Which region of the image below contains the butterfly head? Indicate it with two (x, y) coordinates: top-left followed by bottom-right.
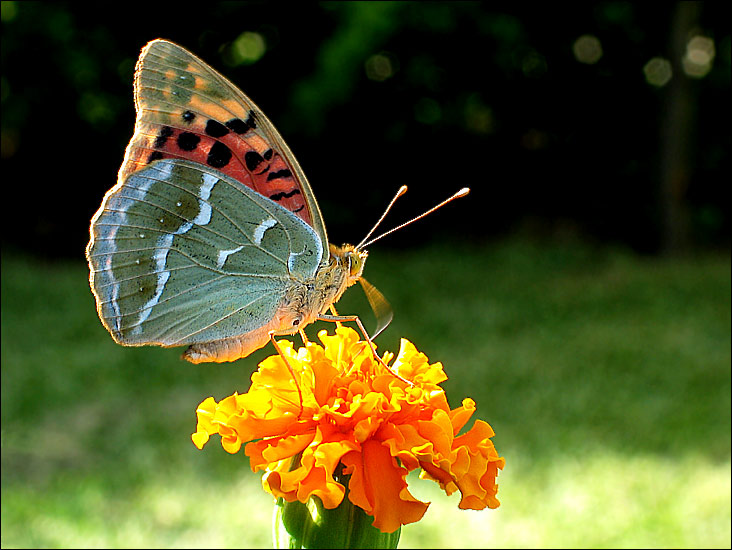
(330, 244), (368, 287)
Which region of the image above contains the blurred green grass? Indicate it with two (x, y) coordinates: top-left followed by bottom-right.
(2, 240), (730, 548)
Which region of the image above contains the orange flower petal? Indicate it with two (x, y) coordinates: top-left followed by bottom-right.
(342, 441), (428, 534)
(296, 440), (355, 508)
(191, 430), (210, 449)
(391, 338), (447, 385)
(227, 412), (304, 443)
(452, 420), (505, 509)
(246, 431), (315, 472)
(449, 397), (478, 435)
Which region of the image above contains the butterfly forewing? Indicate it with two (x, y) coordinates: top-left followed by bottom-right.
(120, 39), (329, 252)
(88, 159), (323, 347)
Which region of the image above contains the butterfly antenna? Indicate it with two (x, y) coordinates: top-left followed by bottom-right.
(360, 187), (470, 249)
(356, 185), (408, 250)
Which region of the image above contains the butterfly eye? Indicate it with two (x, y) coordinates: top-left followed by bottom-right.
(348, 253), (361, 276)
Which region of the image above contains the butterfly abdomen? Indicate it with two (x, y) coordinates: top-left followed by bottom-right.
(182, 308), (293, 364)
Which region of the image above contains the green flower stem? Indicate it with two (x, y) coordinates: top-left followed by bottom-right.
(272, 461), (400, 549)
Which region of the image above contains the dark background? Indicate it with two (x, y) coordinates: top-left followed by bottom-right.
(1, 1), (729, 260)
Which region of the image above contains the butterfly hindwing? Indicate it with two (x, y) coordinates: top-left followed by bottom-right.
(120, 39), (329, 252)
(88, 158), (323, 347)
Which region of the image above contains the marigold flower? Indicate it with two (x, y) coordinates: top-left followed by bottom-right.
(192, 326), (505, 534)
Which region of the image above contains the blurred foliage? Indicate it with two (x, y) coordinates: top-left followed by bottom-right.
(1, 1), (730, 259)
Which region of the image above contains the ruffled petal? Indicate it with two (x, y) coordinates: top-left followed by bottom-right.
(452, 419), (505, 509)
(342, 441), (428, 533)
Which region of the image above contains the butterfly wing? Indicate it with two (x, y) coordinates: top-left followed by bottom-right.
(121, 39), (330, 256)
(87, 158), (323, 348)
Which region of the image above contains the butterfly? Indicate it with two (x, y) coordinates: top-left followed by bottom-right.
(86, 38), (392, 364)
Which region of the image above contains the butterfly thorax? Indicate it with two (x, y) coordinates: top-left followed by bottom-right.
(316, 243), (368, 306)
(285, 244), (366, 319)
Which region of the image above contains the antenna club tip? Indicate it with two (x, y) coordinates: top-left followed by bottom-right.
(398, 185), (408, 195)
(456, 187), (471, 197)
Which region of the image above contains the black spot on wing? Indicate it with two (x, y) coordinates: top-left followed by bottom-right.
(225, 118), (249, 134)
(245, 151), (265, 171)
(244, 110), (257, 130)
(177, 132), (200, 152)
(266, 169), (292, 182)
(207, 141), (232, 168)
(263, 148), (273, 160)
(269, 188), (301, 201)
(182, 110), (196, 123)
(147, 151), (164, 164)
(154, 126), (174, 148)
(205, 119), (229, 138)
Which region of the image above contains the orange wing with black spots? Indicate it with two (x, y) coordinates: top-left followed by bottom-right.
(119, 39), (329, 252)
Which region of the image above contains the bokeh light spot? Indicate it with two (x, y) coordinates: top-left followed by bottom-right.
(573, 35), (603, 65)
(365, 52), (398, 82)
(683, 35), (715, 78)
(227, 32), (266, 66)
(643, 57), (672, 87)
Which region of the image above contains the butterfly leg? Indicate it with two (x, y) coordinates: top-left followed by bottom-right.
(328, 305), (343, 329)
(317, 313), (413, 386)
(298, 329), (310, 346)
(268, 331), (304, 416)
